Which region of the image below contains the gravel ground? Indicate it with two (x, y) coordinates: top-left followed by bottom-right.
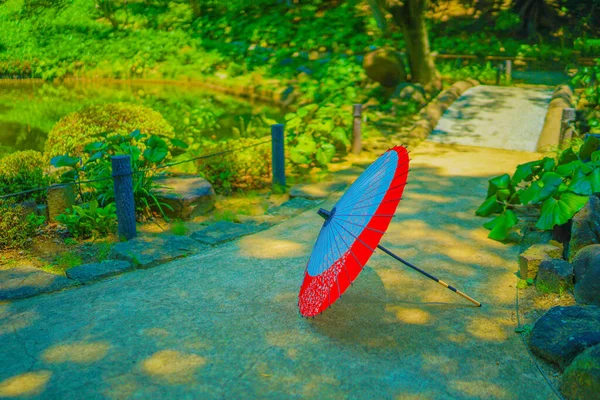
(428, 85), (553, 152)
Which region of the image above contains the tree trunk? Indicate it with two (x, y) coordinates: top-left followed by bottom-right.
(387, 0), (441, 91)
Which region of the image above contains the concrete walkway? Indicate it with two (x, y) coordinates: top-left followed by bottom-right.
(428, 85), (553, 151)
(0, 142), (557, 399)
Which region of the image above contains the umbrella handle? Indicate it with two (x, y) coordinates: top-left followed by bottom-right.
(377, 244), (482, 307)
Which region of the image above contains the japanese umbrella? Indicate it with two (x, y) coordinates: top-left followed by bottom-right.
(298, 145), (481, 317)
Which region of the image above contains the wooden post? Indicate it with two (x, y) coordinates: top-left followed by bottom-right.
(496, 63), (503, 85)
(560, 108), (577, 145)
(111, 155), (136, 241)
(271, 124), (286, 191)
(505, 60), (512, 83)
(352, 104), (362, 155)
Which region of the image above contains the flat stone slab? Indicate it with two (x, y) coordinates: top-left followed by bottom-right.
(429, 85), (552, 151)
(266, 197), (320, 217)
(0, 266), (77, 301)
(190, 221), (270, 245)
(66, 260), (133, 284)
(289, 181), (348, 200)
(154, 175), (216, 220)
(110, 235), (202, 269)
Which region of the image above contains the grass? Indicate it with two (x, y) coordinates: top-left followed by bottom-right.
(170, 220), (189, 236)
(41, 251), (82, 275)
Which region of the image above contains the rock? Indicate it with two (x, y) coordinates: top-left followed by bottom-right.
(569, 196), (600, 261)
(19, 200), (37, 217)
(561, 344), (600, 400)
(266, 197), (320, 218)
(289, 181), (348, 200)
(190, 221), (269, 245)
(110, 235), (202, 269)
(529, 305), (600, 370)
(0, 266), (77, 301)
(395, 83), (427, 106)
(36, 204), (49, 220)
(536, 259), (573, 294)
(519, 243), (563, 280)
(519, 229), (553, 254)
(572, 245), (600, 305)
(66, 260), (132, 284)
(363, 49), (407, 88)
(154, 175), (216, 220)
(47, 184), (75, 222)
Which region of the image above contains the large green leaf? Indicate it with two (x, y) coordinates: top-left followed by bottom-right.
(568, 167), (600, 195)
(542, 157), (556, 172)
(476, 195), (502, 217)
(511, 160), (540, 185)
(51, 155), (81, 168)
(536, 193), (589, 230)
(519, 172), (563, 204)
(143, 147), (168, 163)
(555, 160), (584, 177)
(486, 174), (510, 197)
(487, 209), (518, 241)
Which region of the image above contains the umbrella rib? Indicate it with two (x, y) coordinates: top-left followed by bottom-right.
(337, 155), (398, 204)
(337, 181), (408, 213)
(330, 221), (363, 283)
(332, 218), (386, 234)
(334, 213), (396, 217)
(323, 225), (340, 307)
(328, 222), (353, 289)
(336, 194), (405, 215)
(338, 162), (408, 207)
(332, 219), (377, 254)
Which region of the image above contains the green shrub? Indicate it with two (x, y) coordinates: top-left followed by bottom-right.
(0, 150), (53, 202)
(45, 102), (175, 159)
(284, 103), (352, 171)
(195, 137), (271, 194)
(51, 130), (187, 219)
(0, 200), (44, 249)
(56, 201), (117, 239)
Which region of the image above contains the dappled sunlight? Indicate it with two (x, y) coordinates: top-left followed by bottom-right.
(238, 236), (307, 259)
(43, 341), (111, 364)
(450, 380), (508, 398)
(466, 317), (510, 341)
(142, 328), (170, 338)
(266, 330), (319, 348)
(386, 306), (432, 325)
(273, 291), (298, 304)
(421, 354), (459, 375)
(141, 350), (206, 384)
(0, 371), (52, 398)
(0, 310), (38, 336)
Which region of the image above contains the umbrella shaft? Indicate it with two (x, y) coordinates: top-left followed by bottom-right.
(377, 244), (482, 307)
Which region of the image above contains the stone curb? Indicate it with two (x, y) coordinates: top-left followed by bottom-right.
(536, 84), (574, 152)
(403, 79), (480, 145)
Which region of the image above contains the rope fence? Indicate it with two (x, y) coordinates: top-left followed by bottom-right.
(2, 115), (366, 240)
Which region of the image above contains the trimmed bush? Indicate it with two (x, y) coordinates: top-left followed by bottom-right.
(44, 102), (175, 159)
(195, 137), (271, 194)
(0, 150), (52, 202)
(0, 200), (44, 249)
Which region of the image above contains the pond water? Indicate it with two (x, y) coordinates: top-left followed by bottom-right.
(0, 80), (284, 158)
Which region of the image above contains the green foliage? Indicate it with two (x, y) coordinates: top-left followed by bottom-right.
(56, 200), (117, 239)
(0, 199), (44, 249)
(0, 150), (53, 202)
(41, 251), (82, 275)
(195, 137), (271, 194)
(45, 102), (175, 159)
(284, 103), (352, 171)
(170, 220), (188, 236)
(477, 136), (600, 241)
(52, 129), (185, 218)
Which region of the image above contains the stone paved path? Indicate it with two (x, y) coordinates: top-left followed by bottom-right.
(0, 142), (558, 399)
(428, 85), (553, 151)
